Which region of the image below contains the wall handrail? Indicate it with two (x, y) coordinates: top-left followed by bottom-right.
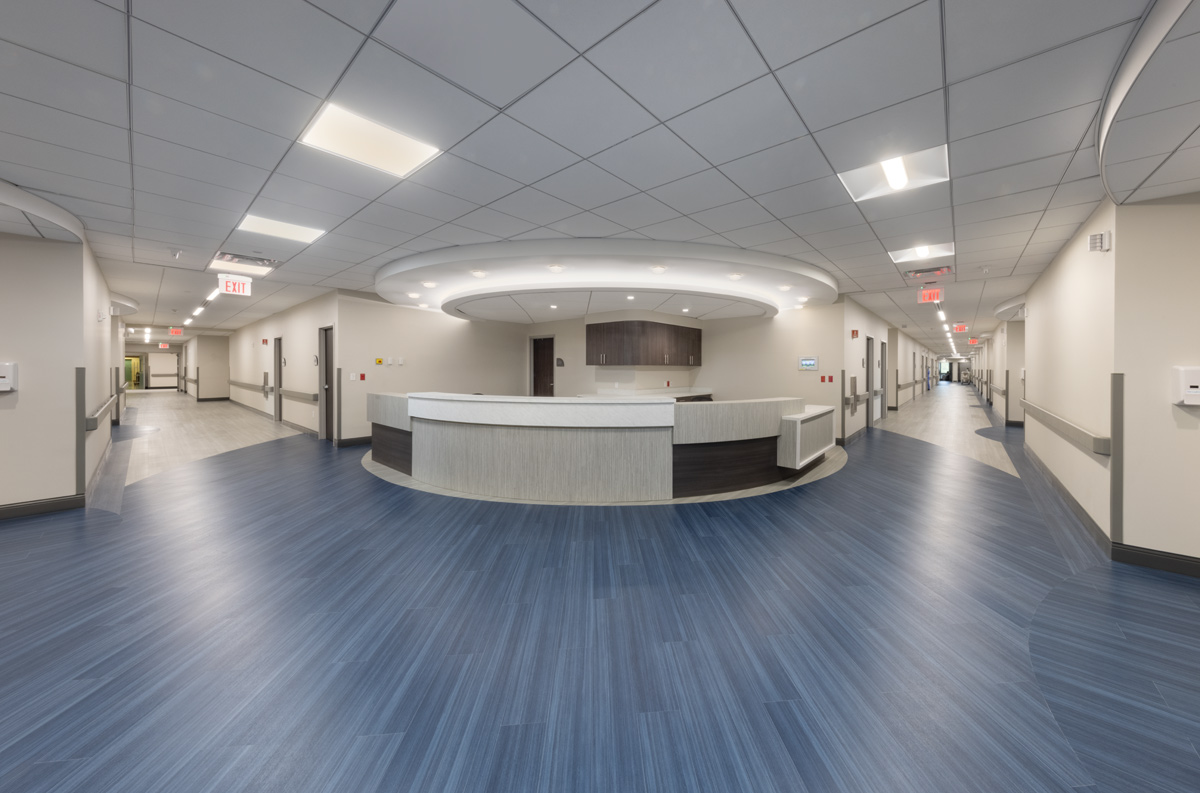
(84, 393), (118, 431)
(281, 389), (319, 403)
(1020, 399), (1111, 455)
(230, 380), (274, 393)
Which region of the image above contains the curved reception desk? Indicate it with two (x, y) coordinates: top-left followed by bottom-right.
(368, 392), (835, 503)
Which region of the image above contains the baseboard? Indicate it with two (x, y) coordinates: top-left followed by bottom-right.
(1005, 419), (1025, 427)
(0, 494), (85, 521)
(1112, 543), (1200, 579)
(228, 399), (274, 421)
(334, 436), (371, 448)
(888, 406), (898, 411)
(196, 397), (230, 403)
(283, 419), (317, 437)
(837, 426), (867, 447)
(1023, 442), (1112, 556)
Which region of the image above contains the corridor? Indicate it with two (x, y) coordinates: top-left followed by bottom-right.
(0, 390), (1197, 792)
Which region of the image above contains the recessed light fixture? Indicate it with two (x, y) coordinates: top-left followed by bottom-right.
(470, 269), (487, 278)
(192, 307), (204, 316)
(797, 297), (808, 303)
(550, 305), (558, 309)
(206, 289), (220, 301)
(184, 318), (193, 325)
(627, 295), (635, 300)
(778, 285), (792, 291)
(418, 303), (428, 308)
(300, 103), (441, 178)
(837, 145), (949, 202)
(650, 265), (667, 274)
(890, 242), (954, 264)
(237, 215), (325, 244)
(407, 293), (420, 298)
(209, 253), (277, 277)
(728, 273), (743, 280)
(937, 310), (946, 321)
(421, 281), (437, 288)
(682, 308), (689, 312)
(548, 264), (564, 273)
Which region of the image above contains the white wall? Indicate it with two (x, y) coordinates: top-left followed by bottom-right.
(1115, 199), (1200, 557)
(81, 244), (114, 489)
(228, 291), (337, 431)
(843, 297), (893, 437)
(1025, 200), (1116, 536)
(338, 293), (528, 439)
(887, 328), (930, 409)
(693, 302), (846, 433)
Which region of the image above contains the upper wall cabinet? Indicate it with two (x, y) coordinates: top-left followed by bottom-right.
(585, 321), (701, 366)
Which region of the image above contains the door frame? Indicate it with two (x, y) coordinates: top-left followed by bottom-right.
(318, 326), (334, 441)
(865, 336), (875, 428)
(530, 335), (555, 397)
(273, 337), (283, 421)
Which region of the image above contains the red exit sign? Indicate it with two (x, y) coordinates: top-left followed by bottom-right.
(954, 324), (967, 333)
(159, 343), (169, 349)
(968, 338), (979, 345)
(918, 288), (942, 303)
(169, 328), (182, 336)
(218, 273), (252, 296)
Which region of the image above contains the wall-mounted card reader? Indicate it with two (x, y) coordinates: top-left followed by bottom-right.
(0, 362), (16, 391)
(1173, 366), (1200, 406)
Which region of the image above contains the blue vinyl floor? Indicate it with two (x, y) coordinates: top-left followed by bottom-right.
(1, 400), (1198, 791)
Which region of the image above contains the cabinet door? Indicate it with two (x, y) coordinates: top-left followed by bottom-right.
(585, 323), (604, 365)
(685, 327), (702, 366)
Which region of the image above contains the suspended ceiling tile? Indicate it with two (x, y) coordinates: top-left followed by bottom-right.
(0, 131), (129, 188)
(635, 216), (712, 242)
(507, 59), (657, 158)
(487, 188), (581, 226)
(135, 0), (364, 96)
(509, 227), (572, 241)
(11, 166), (132, 207)
(131, 134), (271, 195)
(953, 230), (1034, 253)
(667, 75), (808, 166)
(547, 211), (626, 238)
(878, 228), (954, 250)
(648, 169), (749, 214)
(697, 301), (765, 320)
(729, 0), (918, 70)
(590, 126), (709, 191)
(130, 89), (290, 170)
(512, 291), (592, 323)
(857, 182), (951, 222)
(408, 154), (523, 206)
(130, 20), (319, 141)
(781, 203), (866, 237)
(257, 173), (371, 218)
(1128, 176), (1200, 202)
(950, 103), (1097, 176)
(1115, 32), (1200, 119)
(655, 293), (733, 316)
(520, 0), (655, 51)
(812, 90), (947, 174)
(691, 199), (775, 234)
(1142, 146), (1200, 188)
(273, 145), (400, 200)
(331, 219), (416, 248)
(454, 207), (538, 238)
(952, 155), (1071, 206)
(1107, 153), (1171, 192)
(423, 223), (500, 246)
(718, 136), (831, 197)
(752, 236), (815, 256)
(947, 24), (1134, 140)
(1029, 224), (1080, 244)
(776, 0), (943, 132)
(591, 194), (680, 230)
(457, 296), (533, 323)
(1062, 147), (1101, 183)
(953, 211), (1042, 240)
(533, 161), (638, 210)
(1105, 100), (1200, 165)
(0, 93), (128, 163)
(379, 181), (478, 223)
(306, 0), (392, 34)
(756, 176), (852, 220)
(721, 220), (796, 247)
(373, 0), (575, 107)
(0, 39), (128, 127)
(587, 0), (768, 119)
(134, 167), (257, 214)
(1047, 177), (1107, 209)
(867, 207), (954, 238)
(953, 187), (1055, 226)
(329, 40), (496, 152)
(451, 115), (580, 185)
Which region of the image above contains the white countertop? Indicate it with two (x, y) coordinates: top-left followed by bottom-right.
(406, 392), (675, 428)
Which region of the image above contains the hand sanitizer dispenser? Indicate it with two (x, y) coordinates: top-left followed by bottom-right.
(1173, 366), (1200, 406)
(0, 362), (16, 391)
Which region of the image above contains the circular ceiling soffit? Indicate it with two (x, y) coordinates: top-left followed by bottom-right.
(374, 239), (839, 323)
(110, 292), (139, 316)
(993, 294), (1027, 320)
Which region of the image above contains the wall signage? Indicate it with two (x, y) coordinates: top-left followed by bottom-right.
(850, 330), (859, 339)
(798, 356), (819, 371)
(919, 288), (943, 303)
(218, 273), (252, 296)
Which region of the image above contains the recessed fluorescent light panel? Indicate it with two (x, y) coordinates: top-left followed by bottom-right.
(301, 104), (441, 178)
(209, 252), (277, 277)
(837, 145), (949, 202)
(890, 242), (955, 264)
(238, 215), (325, 244)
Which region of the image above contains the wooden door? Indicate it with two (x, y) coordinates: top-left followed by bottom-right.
(532, 337), (554, 396)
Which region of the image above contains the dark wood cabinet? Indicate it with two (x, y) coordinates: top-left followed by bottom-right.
(586, 320), (701, 366)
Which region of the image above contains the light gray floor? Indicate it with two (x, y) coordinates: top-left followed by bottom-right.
(123, 391), (300, 484)
(875, 382), (1019, 477)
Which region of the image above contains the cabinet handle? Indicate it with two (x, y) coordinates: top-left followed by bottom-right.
(665, 354), (669, 364)
(600, 353), (604, 364)
(689, 355), (693, 365)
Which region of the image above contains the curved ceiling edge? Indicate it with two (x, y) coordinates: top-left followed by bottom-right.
(442, 283), (780, 321)
(0, 179), (89, 244)
(110, 292), (139, 316)
(1097, 0), (1193, 204)
(375, 239), (840, 296)
(993, 294), (1027, 320)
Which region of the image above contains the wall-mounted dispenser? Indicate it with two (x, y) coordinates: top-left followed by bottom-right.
(0, 362), (16, 391)
(1173, 366), (1200, 406)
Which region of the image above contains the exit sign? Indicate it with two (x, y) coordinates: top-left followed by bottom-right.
(169, 328), (182, 336)
(218, 273), (252, 296)
(158, 343), (169, 349)
(918, 288), (942, 303)
(954, 324), (967, 333)
(968, 338), (979, 345)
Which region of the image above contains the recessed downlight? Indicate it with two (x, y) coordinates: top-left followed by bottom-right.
(548, 264), (564, 273)
(407, 293), (420, 298)
(627, 295), (635, 300)
(778, 285), (792, 291)
(301, 104), (441, 178)
(470, 269), (487, 278)
(682, 308), (689, 312)
(550, 305), (558, 309)
(237, 215), (325, 243)
(728, 273), (743, 280)
(650, 265), (667, 274)
(418, 303), (428, 308)
(421, 281), (437, 288)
